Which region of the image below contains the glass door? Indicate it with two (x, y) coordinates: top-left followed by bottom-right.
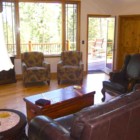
(87, 16), (115, 74)
(106, 17), (115, 72)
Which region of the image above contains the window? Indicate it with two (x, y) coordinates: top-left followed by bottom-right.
(19, 3), (62, 54)
(2, 1), (80, 56)
(65, 4), (78, 51)
(2, 2), (16, 55)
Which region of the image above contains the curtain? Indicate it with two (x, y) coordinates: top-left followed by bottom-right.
(0, 12), (13, 71)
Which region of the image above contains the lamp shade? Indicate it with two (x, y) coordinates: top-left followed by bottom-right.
(0, 13), (14, 71)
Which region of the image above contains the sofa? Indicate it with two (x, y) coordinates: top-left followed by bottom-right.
(28, 87), (140, 140)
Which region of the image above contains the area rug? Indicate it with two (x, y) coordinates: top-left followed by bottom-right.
(88, 70), (104, 74)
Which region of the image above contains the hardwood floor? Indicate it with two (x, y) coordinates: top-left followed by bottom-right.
(0, 73), (111, 116)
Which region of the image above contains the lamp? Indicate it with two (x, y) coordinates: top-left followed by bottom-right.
(0, 10), (14, 71)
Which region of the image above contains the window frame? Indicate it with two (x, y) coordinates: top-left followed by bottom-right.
(2, 0), (81, 58)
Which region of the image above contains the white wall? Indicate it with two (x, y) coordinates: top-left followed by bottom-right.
(14, 0), (140, 75)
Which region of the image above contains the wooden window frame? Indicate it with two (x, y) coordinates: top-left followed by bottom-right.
(2, 0), (81, 58)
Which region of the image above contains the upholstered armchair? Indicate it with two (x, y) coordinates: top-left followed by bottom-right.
(21, 52), (50, 86)
(101, 54), (140, 101)
(57, 51), (84, 84)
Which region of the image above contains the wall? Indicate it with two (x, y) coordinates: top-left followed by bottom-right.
(14, 0), (140, 75)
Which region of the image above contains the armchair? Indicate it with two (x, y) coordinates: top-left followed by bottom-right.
(101, 54), (140, 101)
(57, 51), (84, 84)
(21, 52), (50, 86)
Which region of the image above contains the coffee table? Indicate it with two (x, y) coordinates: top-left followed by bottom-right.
(24, 86), (95, 121)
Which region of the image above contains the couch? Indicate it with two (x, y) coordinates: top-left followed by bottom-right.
(28, 88), (140, 140)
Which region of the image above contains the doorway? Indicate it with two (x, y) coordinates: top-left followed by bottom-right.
(87, 15), (115, 74)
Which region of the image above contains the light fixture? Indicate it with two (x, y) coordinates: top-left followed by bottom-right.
(0, 8), (14, 71)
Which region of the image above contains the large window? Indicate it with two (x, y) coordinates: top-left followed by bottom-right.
(2, 1), (80, 56)
(19, 3), (62, 54)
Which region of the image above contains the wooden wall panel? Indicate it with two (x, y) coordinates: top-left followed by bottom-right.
(117, 15), (140, 69)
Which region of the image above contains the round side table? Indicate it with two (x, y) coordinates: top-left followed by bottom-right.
(0, 109), (27, 140)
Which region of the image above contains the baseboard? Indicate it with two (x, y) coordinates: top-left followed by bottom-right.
(16, 74), (22, 80)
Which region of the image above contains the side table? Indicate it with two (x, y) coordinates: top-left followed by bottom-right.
(0, 56), (16, 85)
(0, 109), (27, 140)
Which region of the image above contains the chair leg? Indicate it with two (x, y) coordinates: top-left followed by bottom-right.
(80, 79), (83, 85)
(101, 88), (106, 102)
(58, 79), (60, 84)
(47, 80), (50, 85)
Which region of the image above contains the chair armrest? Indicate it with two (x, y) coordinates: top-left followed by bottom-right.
(58, 60), (63, 65)
(21, 62), (27, 72)
(79, 61), (84, 69)
(28, 116), (73, 140)
(43, 61), (50, 71)
(133, 83), (140, 91)
(57, 60), (63, 69)
(109, 71), (125, 82)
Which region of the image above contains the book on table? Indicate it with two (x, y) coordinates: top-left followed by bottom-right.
(35, 99), (51, 106)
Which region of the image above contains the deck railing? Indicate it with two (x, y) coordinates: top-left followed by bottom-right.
(7, 40), (113, 56)
(22, 41), (62, 55)
(7, 41), (76, 55)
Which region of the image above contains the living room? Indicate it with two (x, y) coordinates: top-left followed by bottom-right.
(1, 0), (140, 140)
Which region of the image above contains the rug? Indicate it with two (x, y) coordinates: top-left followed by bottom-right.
(88, 70), (104, 74)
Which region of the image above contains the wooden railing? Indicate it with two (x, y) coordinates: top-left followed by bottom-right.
(22, 41), (62, 54)
(7, 40), (76, 55)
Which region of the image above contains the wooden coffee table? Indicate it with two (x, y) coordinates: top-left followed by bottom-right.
(24, 86), (95, 121)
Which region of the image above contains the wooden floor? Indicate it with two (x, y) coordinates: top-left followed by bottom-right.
(0, 73), (112, 116)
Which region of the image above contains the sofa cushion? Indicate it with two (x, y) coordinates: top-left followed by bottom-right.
(70, 91), (140, 139)
(55, 114), (74, 131)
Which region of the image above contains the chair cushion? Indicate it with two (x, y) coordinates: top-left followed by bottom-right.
(61, 51), (81, 66)
(103, 81), (127, 94)
(25, 67), (47, 82)
(63, 65), (81, 70)
(55, 114), (74, 131)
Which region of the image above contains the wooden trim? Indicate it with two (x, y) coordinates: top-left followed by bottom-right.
(62, 0), (65, 51)
(116, 15), (121, 69)
(15, 2), (21, 58)
(2, 0), (80, 3)
(0, 1), (2, 12)
(87, 14), (111, 18)
(112, 16), (117, 71)
(118, 14), (140, 17)
(16, 74), (22, 80)
(77, 1), (81, 51)
(86, 15), (89, 74)
(3, 0), (81, 57)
